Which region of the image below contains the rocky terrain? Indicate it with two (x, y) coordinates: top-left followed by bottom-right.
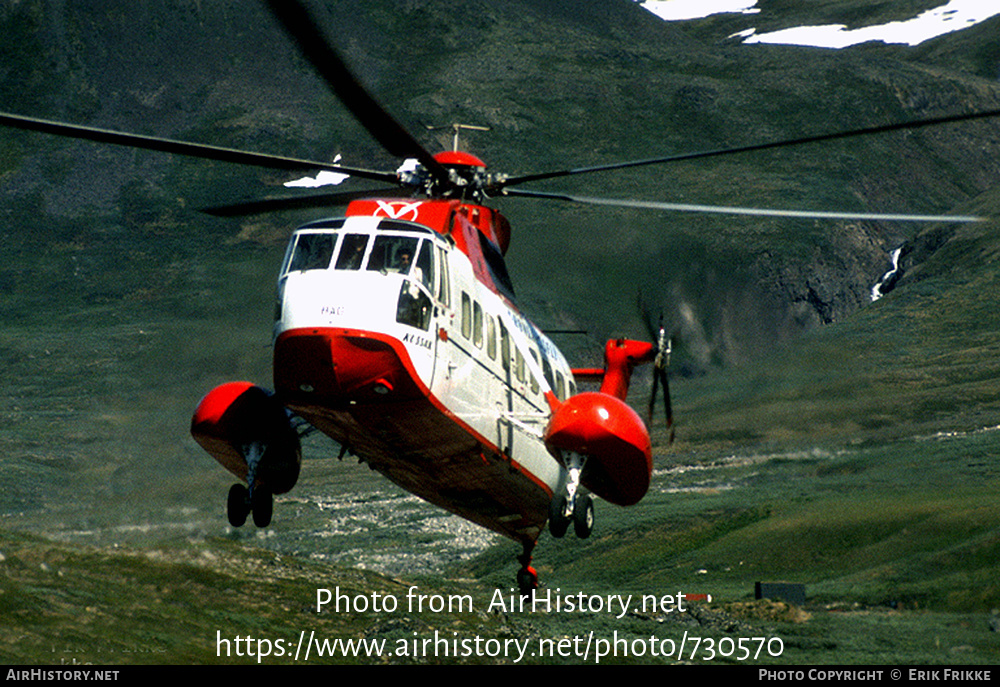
(2, 0), (1000, 665)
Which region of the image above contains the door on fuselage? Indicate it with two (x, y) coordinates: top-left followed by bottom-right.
(370, 231), (444, 387)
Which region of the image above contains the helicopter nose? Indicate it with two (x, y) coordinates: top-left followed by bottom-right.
(273, 328), (420, 403)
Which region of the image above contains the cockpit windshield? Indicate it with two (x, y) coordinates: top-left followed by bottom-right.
(335, 234), (369, 270)
(282, 231), (437, 291)
(367, 235), (420, 275)
(278, 225), (452, 337)
(287, 233), (337, 272)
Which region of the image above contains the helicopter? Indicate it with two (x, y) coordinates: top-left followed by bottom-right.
(1, 0), (996, 594)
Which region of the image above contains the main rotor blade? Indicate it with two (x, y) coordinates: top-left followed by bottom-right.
(264, 0), (449, 184)
(504, 107), (1000, 186)
(0, 112), (400, 184)
(201, 187), (409, 217)
(506, 188), (985, 223)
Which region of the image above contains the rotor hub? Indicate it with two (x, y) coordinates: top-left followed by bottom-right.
(399, 152), (508, 202)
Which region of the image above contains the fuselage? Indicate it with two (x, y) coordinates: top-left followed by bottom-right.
(271, 197), (575, 546)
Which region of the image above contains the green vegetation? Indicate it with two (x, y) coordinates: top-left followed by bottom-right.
(1, 0), (999, 666)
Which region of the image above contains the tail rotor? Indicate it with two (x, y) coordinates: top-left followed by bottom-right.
(639, 295), (675, 444)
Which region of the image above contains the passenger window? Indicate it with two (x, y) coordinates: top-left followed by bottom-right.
(473, 302), (484, 348)
(500, 322), (511, 371)
(542, 355), (555, 392)
(486, 316), (497, 360)
(335, 234), (369, 270)
(529, 351), (540, 393)
(288, 233), (337, 272)
(461, 292), (472, 339)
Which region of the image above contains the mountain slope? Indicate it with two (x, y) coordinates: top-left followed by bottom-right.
(1, 3), (1000, 662)
(3, 0), (999, 362)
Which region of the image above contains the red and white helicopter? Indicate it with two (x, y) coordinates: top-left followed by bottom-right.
(2, 0), (995, 593)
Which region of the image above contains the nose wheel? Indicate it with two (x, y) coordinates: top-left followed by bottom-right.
(572, 492), (594, 538)
(226, 482), (274, 528)
(225, 442), (274, 528)
(227, 483), (250, 527)
(549, 491), (594, 539)
(548, 452), (594, 539)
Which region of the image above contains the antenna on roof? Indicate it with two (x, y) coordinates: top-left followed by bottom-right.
(425, 123), (491, 151)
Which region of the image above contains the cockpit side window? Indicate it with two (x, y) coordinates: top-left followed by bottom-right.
(436, 246), (450, 306)
(415, 240), (435, 292)
(288, 233), (337, 272)
(368, 235), (420, 275)
(335, 234), (369, 271)
(396, 280), (432, 330)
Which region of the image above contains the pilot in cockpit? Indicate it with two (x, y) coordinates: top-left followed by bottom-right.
(394, 249), (412, 274)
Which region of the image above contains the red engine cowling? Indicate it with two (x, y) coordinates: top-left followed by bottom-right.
(544, 392), (652, 506)
(191, 382), (301, 494)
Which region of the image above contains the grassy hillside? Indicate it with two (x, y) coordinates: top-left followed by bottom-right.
(1, 0), (1000, 665)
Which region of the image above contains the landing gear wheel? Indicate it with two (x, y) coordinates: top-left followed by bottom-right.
(227, 484), (249, 527)
(548, 494), (569, 538)
(251, 485), (273, 528)
(573, 493), (594, 539)
(517, 566), (538, 597)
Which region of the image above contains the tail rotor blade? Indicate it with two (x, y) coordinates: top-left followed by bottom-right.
(660, 366), (675, 444)
(641, 305), (676, 444)
(637, 291), (659, 341)
(647, 366), (660, 428)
